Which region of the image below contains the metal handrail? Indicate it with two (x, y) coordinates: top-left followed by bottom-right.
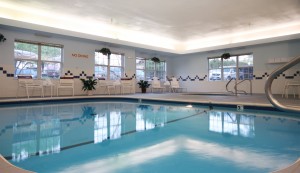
(265, 56), (300, 113)
(226, 78), (235, 94)
(234, 79), (252, 95)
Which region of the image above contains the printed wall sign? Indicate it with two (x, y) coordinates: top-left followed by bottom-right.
(72, 53), (88, 58)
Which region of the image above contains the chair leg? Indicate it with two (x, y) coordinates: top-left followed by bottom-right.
(16, 87), (19, 98)
(41, 87), (44, 98)
(26, 87), (29, 98)
(282, 86), (286, 98)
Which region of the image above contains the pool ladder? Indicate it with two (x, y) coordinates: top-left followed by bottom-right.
(226, 78), (252, 95)
(265, 56), (300, 113)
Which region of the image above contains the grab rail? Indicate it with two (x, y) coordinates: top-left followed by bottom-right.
(234, 79), (252, 95)
(265, 56), (300, 113)
(226, 78), (235, 94)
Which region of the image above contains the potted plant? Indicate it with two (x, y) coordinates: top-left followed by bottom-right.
(99, 48), (111, 56)
(0, 33), (6, 42)
(151, 57), (160, 63)
(80, 78), (97, 95)
(221, 53), (231, 59)
(137, 80), (151, 93)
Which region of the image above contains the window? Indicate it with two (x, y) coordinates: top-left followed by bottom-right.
(136, 57), (166, 81)
(95, 52), (124, 80)
(14, 40), (63, 79)
(208, 54), (253, 81)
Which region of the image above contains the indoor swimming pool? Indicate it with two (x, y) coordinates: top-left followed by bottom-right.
(0, 100), (299, 173)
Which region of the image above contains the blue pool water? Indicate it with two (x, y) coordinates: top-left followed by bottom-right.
(0, 100), (299, 173)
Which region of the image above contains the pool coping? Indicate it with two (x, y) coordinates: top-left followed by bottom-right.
(0, 94), (280, 112)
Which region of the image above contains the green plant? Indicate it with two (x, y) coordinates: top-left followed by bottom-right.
(151, 57), (160, 63)
(137, 80), (151, 93)
(80, 78), (97, 91)
(0, 33), (6, 42)
(99, 48), (111, 56)
(221, 53), (231, 59)
(137, 80), (151, 88)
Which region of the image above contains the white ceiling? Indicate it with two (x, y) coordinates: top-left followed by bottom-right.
(1, 0), (300, 54)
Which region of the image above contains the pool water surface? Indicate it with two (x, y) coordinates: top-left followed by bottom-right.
(0, 101), (299, 173)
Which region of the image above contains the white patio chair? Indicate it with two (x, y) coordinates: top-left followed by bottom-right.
(282, 80), (300, 98)
(16, 75), (44, 98)
(97, 78), (121, 95)
(151, 77), (164, 93)
(170, 77), (187, 93)
(57, 76), (74, 96)
(120, 78), (134, 94)
(42, 78), (55, 97)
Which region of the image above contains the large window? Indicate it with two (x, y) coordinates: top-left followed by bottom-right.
(95, 52), (124, 80)
(136, 57), (166, 81)
(14, 40), (63, 79)
(208, 54), (253, 81)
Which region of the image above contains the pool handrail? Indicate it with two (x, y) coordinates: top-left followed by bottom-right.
(226, 78), (252, 95)
(234, 79), (252, 95)
(265, 56), (300, 113)
(226, 78), (236, 95)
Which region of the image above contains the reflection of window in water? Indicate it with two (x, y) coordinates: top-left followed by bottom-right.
(136, 110), (145, 131)
(136, 108), (156, 131)
(209, 111), (222, 133)
(12, 122), (37, 162)
(39, 119), (60, 155)
(209, 111), (255, 137)
(110, 111), (121, 140)
(223, 112), (238, 135)
(94, 113), (108, 143)
(239, 115), (255, 137)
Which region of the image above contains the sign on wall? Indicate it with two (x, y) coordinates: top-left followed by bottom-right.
(72, 53), (88, 58)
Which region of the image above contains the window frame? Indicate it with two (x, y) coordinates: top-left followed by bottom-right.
(94, 51), (124, 80)
(14, 39), (63, 79)
(208, 53), (253, 81)
(136, 57), (167, 81)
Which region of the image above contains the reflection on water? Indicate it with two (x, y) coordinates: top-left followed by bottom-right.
(1, 103), (177, 161)
(12, 118), (60, 162)
(94, 114), (108, 143)
(136, 105), (167, 131)
(2, 102), (280, 164)
(209, 111), (255, 137)
(109, 111), (121, 140)
(2, 102), (300, 173)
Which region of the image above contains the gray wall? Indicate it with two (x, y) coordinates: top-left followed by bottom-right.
(0, 26), (300, 98)
(166, 40), (300, 94)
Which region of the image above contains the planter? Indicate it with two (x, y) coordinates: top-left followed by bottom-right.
(87, 90), (93, 96)
(141, 88), (147, 93)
